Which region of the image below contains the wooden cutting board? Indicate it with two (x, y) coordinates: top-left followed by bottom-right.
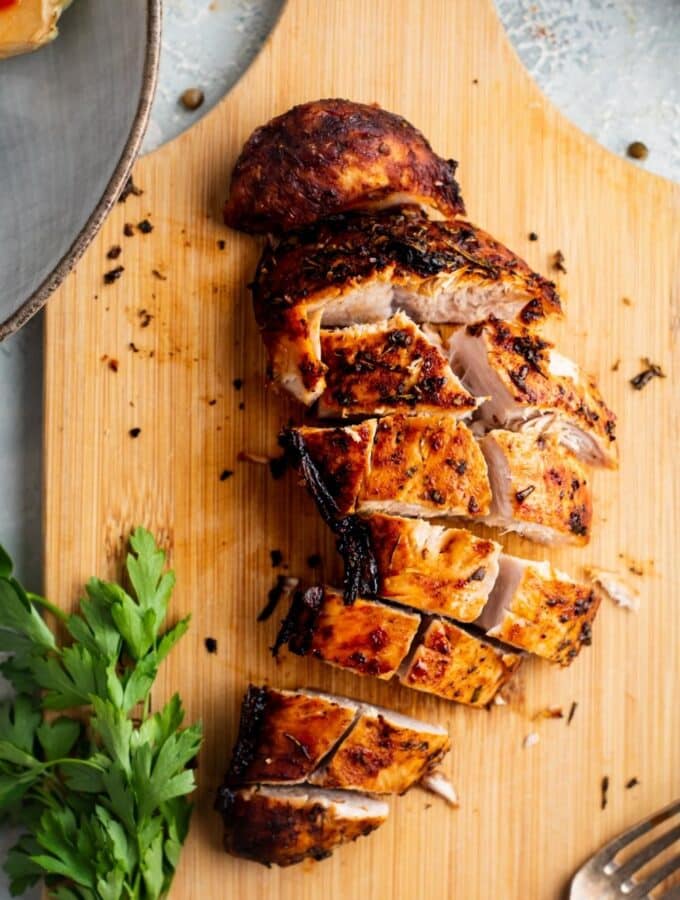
(44, 1), (680, 897)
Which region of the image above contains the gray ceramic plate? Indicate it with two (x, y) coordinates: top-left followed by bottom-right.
(0, 0), (161, 339)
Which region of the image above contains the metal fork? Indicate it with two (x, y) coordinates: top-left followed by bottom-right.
(570, 800), (680, 899)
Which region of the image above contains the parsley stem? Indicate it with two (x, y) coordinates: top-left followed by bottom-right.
(27, 591), (69, 624)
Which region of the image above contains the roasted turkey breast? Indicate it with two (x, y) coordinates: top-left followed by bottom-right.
(363, 513), (500, 622)
(317, 313), (477, 419)
(291, 414), (491, 521)
(476, 555), (600, 665)
(449, 318), (617, 468)
(253, 207), (561, 402)
(223, 99), (465, 233)
(275, 587), (521, 707)
(216, 784), (388, 867)
(275, 586), (421, 680)
(310, 703), (449, 795)
(226, 685), (357, 785)
(400, 617), (522, 707)
(479, 429), (593, 546)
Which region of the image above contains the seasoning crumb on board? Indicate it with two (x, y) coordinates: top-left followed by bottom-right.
(129, 342), (139, 353)
(180, 87), (205, 111)
(551, 250), (567, 273)
(233, 378), (244, 390)
(108, 359), (119, 373)
(567, 701), (578, 725)
(217, 239), (226, 250)
(625, 777), (640, 790)
(630, 358), (665, 391)
(611, 359), (621, 372)
(622, 296), (633, 306)
(586, 567), (640, 612)
(601, 775), (609, 810)
(107, 245), (122, 260)
(220, 470), (233, 481)
(117, 176), (143, 203)
(151, 269), (167, 281)
(533, 706), (563, 721)
(138, 309), (153, 328)
(137, 219), (153, 234)
(129, 428), (141, 439)
(528, 231), (538, 241)
(523, 732), (540, 749)
(103, 266), (124, 285)
(204, 637), (218, 654)
(270, 549), (283, 567)
(627, 141), (648, 161)
(257, 575), (300, 622)
(123, 223), (135, 237)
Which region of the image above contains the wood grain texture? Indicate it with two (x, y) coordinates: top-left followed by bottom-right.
(44, 1), (680, 897)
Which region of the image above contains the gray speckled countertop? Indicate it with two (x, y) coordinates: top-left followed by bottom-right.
(1, 0), (678, 895)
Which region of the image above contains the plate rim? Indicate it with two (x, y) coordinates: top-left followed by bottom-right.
(0, 0), (163, 342)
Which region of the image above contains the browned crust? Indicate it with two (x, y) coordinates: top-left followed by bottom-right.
(313, 712), (450, 794)
(472, 318), (617, 465)
(276, 586), (420, 679)
(227, 686), (356, 784)
(296, 421), (376, 515)
(360, 414), (491, 517)
(400, 618), (521, 707)
(482, 430), (593, 545)
(224, 99), (465, 233)
(366, 513), (500, 621)
(319, 314), (476, 417)
(491, 565), (601, 666)
(217, 786), (385, 867)
(252, 208), (561, 401)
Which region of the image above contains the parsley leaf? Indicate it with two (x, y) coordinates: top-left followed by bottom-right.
(0, 528), (202, 898)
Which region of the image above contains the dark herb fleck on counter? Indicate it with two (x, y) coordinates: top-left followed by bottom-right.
(204, 637), (217, 654)
(257, 575), (299, 622)
(219, 469), (233, 481)
(118, 175), (143, 202)
(551, 250), (567, 273)
(270, 549), (283, 567)
(138, 309), (153, 328)
(107, 245), (122, 260)
(567, 701), (578, 725)
(138, 219), (153, 234)
(269, 455), (289, 480)
(103, 265), (124, 284)
(611, 359), (620, 372)
(601, 775), (609, 810)
(630, 358), (665, 391)
(123, 223), (135, 237)
(129, 427), (141, 438)
(625, 777), (639, 790)
(152, 269), (167, 281)
(217, 239), (226, 250)
(108, 359), (119, 373)
(233, 378), (244, 390)
(528, 232), (538, 241)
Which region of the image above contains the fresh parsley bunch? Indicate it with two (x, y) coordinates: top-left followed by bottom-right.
(0, 528), (202, 899)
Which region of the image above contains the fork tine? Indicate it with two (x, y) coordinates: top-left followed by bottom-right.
(625, 851), (680, 900)
(613, 822), (680, 884)
(590, 800), (680, 868)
